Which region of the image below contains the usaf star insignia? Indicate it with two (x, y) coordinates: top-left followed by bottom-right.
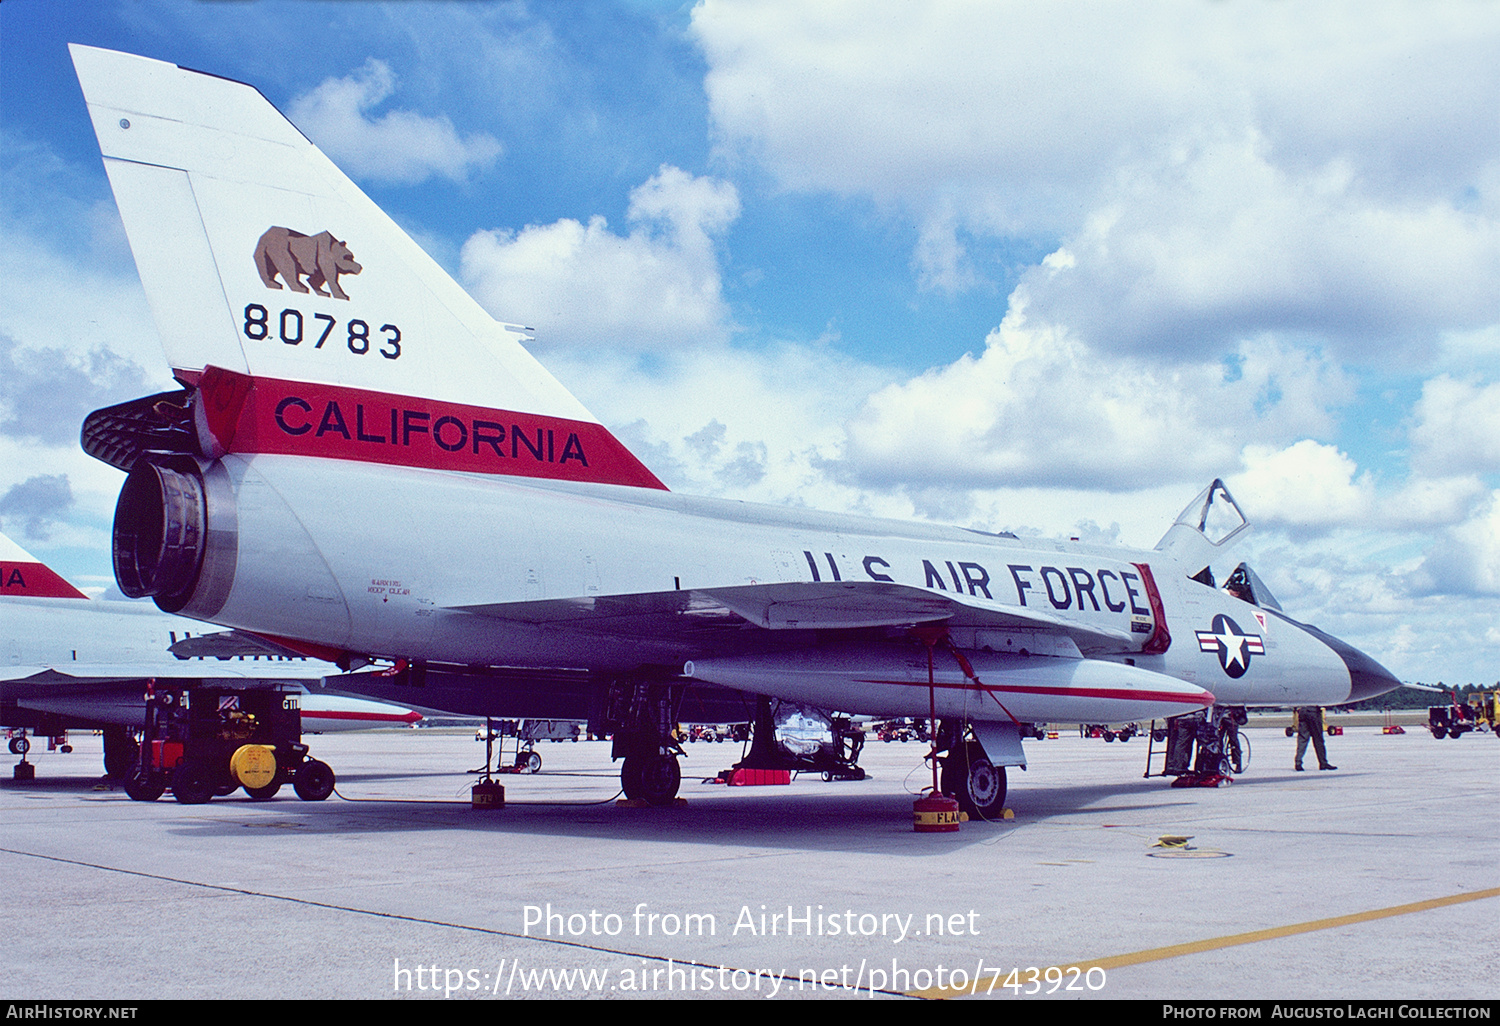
(1195, 614), (1265, 678)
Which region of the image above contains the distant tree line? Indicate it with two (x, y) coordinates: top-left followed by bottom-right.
(1343, 683), (1495, 712)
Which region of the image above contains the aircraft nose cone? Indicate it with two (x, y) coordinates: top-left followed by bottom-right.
(1298, 623), (1402, 703)
(1338, 645), (1403, 703)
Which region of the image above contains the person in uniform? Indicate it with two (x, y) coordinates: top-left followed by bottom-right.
(1294, 706), (1336, 771)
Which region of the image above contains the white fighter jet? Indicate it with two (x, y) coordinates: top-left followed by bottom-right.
(66, 45), (1399, 813)
(1, 531), (420, 780)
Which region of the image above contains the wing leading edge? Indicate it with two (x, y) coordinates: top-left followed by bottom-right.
(452, 579), (1132, 655)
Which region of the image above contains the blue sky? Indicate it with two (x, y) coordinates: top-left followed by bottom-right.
(4, 0), (1500, 686)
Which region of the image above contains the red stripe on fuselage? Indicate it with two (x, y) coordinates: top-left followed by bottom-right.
(191, 366), (667, 490)
(303, 709), (422, 724)
(0, 561), (89, 599)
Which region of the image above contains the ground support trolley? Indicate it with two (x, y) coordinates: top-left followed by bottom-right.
(122, 683), (335, 804)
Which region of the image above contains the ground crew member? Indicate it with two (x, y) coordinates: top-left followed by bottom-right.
(1294, 706), (1336, 771)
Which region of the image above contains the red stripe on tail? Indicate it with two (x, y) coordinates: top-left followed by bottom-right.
(194, 366), (666, 490)
(0, 561), (89, 599)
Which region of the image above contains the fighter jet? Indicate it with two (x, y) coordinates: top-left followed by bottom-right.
(66, 45), (1399, 813)
(1, 531), (420, 780)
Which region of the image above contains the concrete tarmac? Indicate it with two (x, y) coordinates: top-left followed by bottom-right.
(2, 724), (1495, 1001)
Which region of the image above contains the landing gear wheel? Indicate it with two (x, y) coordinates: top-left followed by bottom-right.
(293, 759), (336, 801)
(123, 773), (165, 802)
(244, 781), (282, 801)
(515, 751), (542, 774)
(1223, 731), (1249, 774)
(621, 754), (681, 806)
(9, 736), (29, 756)
(941, 743), (1007, 819)
(171, 762), (215, 804)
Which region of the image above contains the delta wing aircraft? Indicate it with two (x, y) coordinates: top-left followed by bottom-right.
(67, 45), (1399, 814)
(1, 531), (420, 779)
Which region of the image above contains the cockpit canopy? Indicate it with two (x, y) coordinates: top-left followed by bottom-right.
(1225, 562), (1282, 611)
(1155, 478), (1250, 570)
(1154, 481), (1282, 609)
(1174, 479), (1249, 546)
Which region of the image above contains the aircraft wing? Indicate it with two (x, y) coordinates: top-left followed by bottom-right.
(451, 580), (1132, 655)
(166, 629), (317, 661)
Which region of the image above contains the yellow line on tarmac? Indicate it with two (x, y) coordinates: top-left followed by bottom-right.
(910, 885), (1500, 1000)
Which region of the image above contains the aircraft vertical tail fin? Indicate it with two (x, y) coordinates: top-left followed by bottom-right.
(70, 45), (664, 489)
(0, 532), (90, 600)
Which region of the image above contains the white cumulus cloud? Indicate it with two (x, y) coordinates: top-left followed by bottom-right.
(842, 302), (1350, 492)
(1409, 375), (1500, 477)
(1229, 441), (1374, 530)
(1409, 492), (1500, 597)
(692, 1), (1500, 359)
(459, 166), (740, 350)
(289, 59), (502, 185)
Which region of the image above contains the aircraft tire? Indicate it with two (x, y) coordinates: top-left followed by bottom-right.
(516, 751), (542, 774)
(123, 773), (165, 802)
(9, 736), (29, 756)
(171, 762), (216, 805)
(942, 743), (1007, 820)
(293, 759), (336, 801)
(244, 781), (281, 801)
(621, 754), (680, 806)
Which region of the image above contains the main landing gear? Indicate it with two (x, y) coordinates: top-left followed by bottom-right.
(621, 752), (682, 805)
(940, 741), (1008, 819)
(933, 721), (1015, 820)
(603, 680), (685, 806)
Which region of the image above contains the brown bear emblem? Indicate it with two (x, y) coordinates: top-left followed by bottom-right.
(253, 227), (363, 301)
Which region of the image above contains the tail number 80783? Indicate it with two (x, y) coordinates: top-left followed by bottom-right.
(244, 303), (401, 360)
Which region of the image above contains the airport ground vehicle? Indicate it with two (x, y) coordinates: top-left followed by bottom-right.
(473, 719), (548, 774)
(1082, 722), (1143, 742)
(876, 720), (928, 743)
(1284, 708), (1342, 737)
(1427, 691), (1499, 739)
(123, 684), (335, 803)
